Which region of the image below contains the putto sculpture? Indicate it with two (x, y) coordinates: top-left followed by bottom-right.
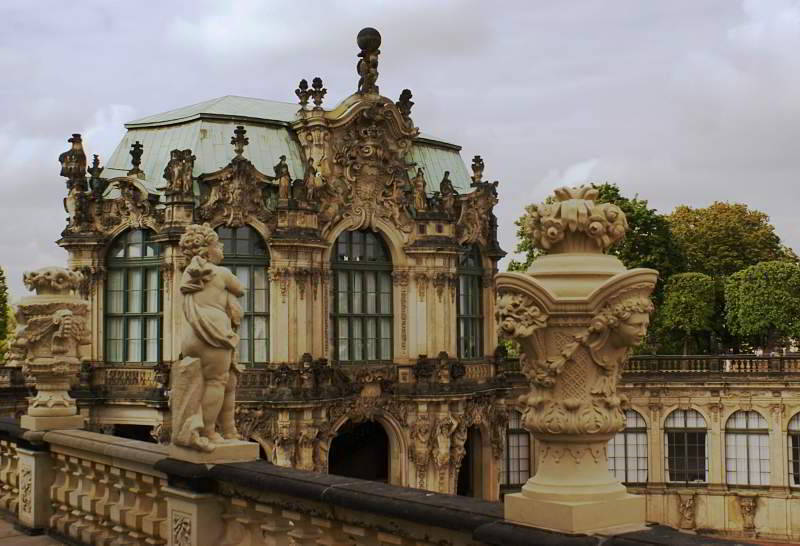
(8, 267), (90, 431)
(170, 223), (258, 462)
(496, 185), (657, 534)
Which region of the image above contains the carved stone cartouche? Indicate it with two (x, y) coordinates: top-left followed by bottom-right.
(497, 184), (657, 533)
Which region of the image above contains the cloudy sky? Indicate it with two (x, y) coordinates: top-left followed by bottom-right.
(1, 0), (799, 298)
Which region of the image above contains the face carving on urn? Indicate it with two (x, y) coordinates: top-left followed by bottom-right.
(609, 311), (650, 349)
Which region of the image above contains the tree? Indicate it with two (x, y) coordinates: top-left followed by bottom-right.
(509, 183), (686, 304)
(660, 273), (716, 354)
(668, 202), (795, 277)
(724, 261), (800, 353)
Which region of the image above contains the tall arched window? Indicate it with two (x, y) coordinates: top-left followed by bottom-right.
(501, 410), (531, 491)
(664, 409), (708, 484)
(105, 229), (162, 363)
(726, 410), (769, 486)
(457, 245), (483, 359)
(331, 230), (392, 363)
(608, 409), (648, 484)
(788, 413), (800, 487)
(217, 226), (270, 366)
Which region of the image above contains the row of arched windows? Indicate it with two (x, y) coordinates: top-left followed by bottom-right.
(502, 409), (800, 489)
(104, 227), (485, 364)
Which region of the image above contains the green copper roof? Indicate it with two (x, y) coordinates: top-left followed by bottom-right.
(104, 96), (471, 194)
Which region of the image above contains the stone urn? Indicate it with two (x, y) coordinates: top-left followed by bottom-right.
(496, 186), (656, 534)
(8, 267), (89, 431)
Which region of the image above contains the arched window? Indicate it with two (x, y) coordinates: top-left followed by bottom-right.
(664, 409), (708, 484)
(501, 410), (531, 491)
(217, 226), (270, 366)
(457, 245), (483, 359)
(331, 230), (392, 363)
(788, 413), (800, 487)
(105, 229), (162, 363)
(726, 410), (769, 486)
(608, 409), (648, 484)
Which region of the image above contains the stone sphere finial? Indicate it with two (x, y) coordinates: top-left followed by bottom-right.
(357, 27), (381, 52)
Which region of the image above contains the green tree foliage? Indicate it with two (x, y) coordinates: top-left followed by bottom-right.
(668, 202), (794, 277)
(660, 273), (716, 354)
(724, 261), (800, 352)
(509, 183), (686, 304)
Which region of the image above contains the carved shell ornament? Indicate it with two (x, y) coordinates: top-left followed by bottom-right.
(524, 185), (628, 251)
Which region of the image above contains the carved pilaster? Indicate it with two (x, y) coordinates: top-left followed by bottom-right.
(392, 271), (409, 354)
(414, 272), (429, 302)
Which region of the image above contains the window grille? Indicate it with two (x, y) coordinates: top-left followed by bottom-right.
(331, 230), (392, 363)
(105, 229), (162, 363)
(608, 409), (648, 484)
(502, 410), (531, 489)
(725, 410), (769, 486)
(217, 226), (270, 366)
(664, 409), (708, 484)
(457, 245), (483, 359)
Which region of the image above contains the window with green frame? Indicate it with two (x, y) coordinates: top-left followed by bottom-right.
(457, 245), (483, 359)
(332, 230), (393, 363)
(105, 229), (162, 363)
(217, 226), (270, 366)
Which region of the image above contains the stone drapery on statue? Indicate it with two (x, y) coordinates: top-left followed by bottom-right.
(496, 185), (657, 534)
(170, 223), (258, 463)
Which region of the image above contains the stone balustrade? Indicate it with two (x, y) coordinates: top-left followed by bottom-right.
(0, 418), (743, 545)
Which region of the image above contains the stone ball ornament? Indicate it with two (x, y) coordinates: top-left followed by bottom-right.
(357, 27), (381, 52)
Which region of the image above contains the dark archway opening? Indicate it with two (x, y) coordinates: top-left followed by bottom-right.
(457, 426), (483, 497)
(328, 420), (389, 482)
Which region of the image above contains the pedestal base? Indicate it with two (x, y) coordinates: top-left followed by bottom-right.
(504, 491), (646, 535)
(168, 440), (259, 464)
(20, 414), (84, 432)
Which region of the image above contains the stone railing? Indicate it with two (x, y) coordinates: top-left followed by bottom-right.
(0, 436), (19, 514)
(46, 430), (168, 544)
(0, 418), (745, 545)
(626, 355), (800, 374)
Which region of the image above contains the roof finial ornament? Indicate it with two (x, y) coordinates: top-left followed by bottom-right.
(127, 141), (144, 178)
(356, 27), (381, 95)
(231, 125), (249, 157)
(471, 155), (484, 185)
(87, 154), (103, 179)
(310, 77), (327, 108)
(58, 133), (87, 188)
(295, 79), (310, 107)
(396, 89), (414, 118)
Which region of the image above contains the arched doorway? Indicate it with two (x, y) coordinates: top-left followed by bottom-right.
(457, 426), (483, 497)
(328, 420), (389, 482)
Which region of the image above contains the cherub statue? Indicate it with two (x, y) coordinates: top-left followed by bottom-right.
(172, 224), (245, 452)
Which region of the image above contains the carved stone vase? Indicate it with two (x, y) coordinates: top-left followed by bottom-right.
(9, 267), (89, 431)
(496, 186), (657, 534)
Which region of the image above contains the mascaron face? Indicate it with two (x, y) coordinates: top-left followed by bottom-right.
(611, 312), (650, 348)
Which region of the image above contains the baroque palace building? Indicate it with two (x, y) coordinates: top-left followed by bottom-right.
(54, 28), (511, 501)
(13, 26), (800, 542)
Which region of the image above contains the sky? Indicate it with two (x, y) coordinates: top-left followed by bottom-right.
(1, 0), (799, 298)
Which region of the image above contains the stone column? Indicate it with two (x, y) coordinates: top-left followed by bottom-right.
(8, 267), (90, 431)
(496, 185), (657, 534)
